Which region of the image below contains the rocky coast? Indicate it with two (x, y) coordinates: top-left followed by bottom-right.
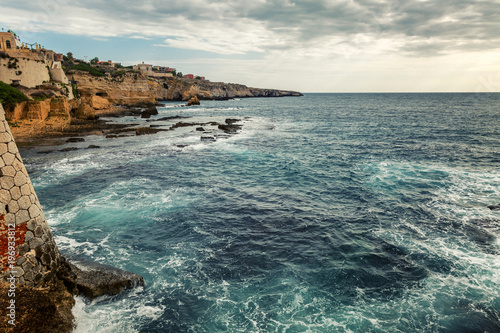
(3, 70), (301, 145)
(0, 55), (302, 330)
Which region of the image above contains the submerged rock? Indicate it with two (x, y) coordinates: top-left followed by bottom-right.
(136, 127), (166, 136)
(59, 147), (79, 152)
(218, 124), (242, 134)
(225, 118), (241, 125)
(66, 137), (85, 143)
(487, 204), (500, 211)
(140, 106), (158, 119)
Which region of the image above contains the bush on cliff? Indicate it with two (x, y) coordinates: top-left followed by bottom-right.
(0, 81), (29, 108)
(66, 62), (105, 77)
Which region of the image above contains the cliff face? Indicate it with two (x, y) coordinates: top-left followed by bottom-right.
(72, 72), (302, 106)
(72, 72), (157, 106)
(4, 97), (71, 140)
(154, 77), (303, 100)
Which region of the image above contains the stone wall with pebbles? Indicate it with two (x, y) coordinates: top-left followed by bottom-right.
(0, 104), (61, 287)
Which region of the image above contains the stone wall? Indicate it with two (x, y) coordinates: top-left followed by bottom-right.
(0, 104), (61, 287)
(0, 58), (50, 88)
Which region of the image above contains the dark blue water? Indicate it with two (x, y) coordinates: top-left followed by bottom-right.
(21, 94), (500, 332)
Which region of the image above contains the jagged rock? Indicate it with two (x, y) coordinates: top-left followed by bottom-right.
(169, 122), (202, 130)
(135, 127), (165, 136)
(140, 106), (159, 118)
(225, 118), (241, 125)
(30, 91), (57, 100)
(67, 261), (145, 301)
(87, 145), (100, 149)
(146, 105), (158, 115)
(66, 138), (85, 143)
(487, 204), (500, 211)
(59, 147), (78, 152)
(187, 96), (200, 106)
(196, 127), (205, 131)
(0, 280), (75, 333)
(89, 95), (110, 110)
(74, 103), (96, 120)
(157, 115), (189, 121)
(218, 124), (242, 134)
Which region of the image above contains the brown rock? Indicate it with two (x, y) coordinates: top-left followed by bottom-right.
(89, 95), (110, 110)
(187, 96), (200, 106)
(0, 280), (75, 333)
(74, 103), (96, 120)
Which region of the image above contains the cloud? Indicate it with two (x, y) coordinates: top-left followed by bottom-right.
(1, 0), (499, 59)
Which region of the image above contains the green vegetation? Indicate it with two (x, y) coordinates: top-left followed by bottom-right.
(111, 71), (126, 78)
(67, 62), (105, 77)
(71, 83), (80, 99)
(0, 81), (29, 108)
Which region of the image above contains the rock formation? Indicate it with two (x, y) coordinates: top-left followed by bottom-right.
(71, 72), (302, 107)
(187, 96), (200, 106)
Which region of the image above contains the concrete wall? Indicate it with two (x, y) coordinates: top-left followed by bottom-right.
(0, 104), (61, 287)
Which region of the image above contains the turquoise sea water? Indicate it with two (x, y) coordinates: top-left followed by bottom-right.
(21, 93), (500, 332)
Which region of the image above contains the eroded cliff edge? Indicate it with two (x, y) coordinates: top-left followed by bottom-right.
(72, 71), (302, 103)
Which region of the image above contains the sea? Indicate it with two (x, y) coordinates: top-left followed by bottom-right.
(19, 93), (500, 333)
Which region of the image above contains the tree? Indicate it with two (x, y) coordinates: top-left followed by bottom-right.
(90, 57), (99, 65)
(177, 72), (183, 78)
(66, 52), (74, 61)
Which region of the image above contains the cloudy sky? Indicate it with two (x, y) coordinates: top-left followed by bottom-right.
(1, 0), (499, 92)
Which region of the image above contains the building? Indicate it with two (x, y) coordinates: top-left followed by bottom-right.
(0, 31), (69, 86)
(153, 66), (176, 73)
(0, 32), (18, 52)
(183, 74), (195, 79)
(95, 60), (115, 69)
(133, 62), (153, 74)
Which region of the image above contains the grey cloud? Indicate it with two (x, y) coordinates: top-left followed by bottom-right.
(4, 0), (500, 56)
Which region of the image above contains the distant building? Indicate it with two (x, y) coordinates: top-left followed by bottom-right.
(153, 66), (176, 73)
(0, 32), (17, 52)
(95, 60), (115, 69)
(183, 74), (194, 79)
(133, 62), (153, 74)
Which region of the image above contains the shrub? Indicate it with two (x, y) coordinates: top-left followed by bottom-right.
(0, 81), (29, 108)
(66, 62), (105, 77)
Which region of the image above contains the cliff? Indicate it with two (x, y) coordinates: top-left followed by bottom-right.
(1, 58), (302, 142)
(152, 76), (303, 100)
(71, 71), (302, 106)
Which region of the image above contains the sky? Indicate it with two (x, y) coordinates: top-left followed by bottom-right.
(1, 0), (499, 92)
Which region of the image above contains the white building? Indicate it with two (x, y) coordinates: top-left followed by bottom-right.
(133, 62), (153, 74)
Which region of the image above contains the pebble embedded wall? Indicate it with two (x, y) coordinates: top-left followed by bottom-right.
(0, 104), (61, 287)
